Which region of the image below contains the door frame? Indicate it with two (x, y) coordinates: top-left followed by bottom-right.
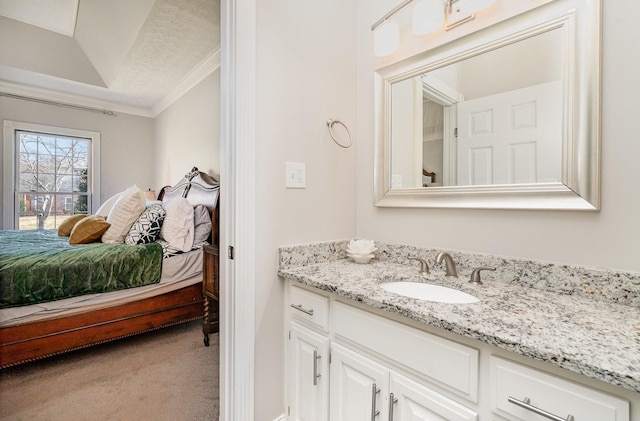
(421, 76), (463, 186)
(220, 0), (256, 419)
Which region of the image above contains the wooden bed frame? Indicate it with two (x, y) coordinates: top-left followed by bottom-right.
(0, 168), (219, 369)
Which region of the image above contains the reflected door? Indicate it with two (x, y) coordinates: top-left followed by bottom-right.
(457, 81), (562, 185)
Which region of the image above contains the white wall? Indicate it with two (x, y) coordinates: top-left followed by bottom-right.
(356, 0), (640, 273)
(154, 70), (221, 190)
(254, 0), (358, 418)
(0, 96), (155, 228)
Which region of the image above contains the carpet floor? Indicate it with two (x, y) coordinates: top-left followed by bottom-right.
(0, 320), (219, 421)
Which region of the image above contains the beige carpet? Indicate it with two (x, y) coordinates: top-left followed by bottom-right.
(0, 320), (219, 421)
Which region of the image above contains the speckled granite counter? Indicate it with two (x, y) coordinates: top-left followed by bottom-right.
(278, 241), (640, 394)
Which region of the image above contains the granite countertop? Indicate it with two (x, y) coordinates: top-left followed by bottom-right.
(279, 259), (640, 393)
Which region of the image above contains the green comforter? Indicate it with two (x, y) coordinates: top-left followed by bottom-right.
(0, 230), (162, 308)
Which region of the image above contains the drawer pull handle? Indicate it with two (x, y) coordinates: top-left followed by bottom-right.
(388, 392), (398, 421)
(313, 350), (321, 386)
(371, 383), (380, 420)
(508, 396), (575, 421)
(290, 303), (314, 316)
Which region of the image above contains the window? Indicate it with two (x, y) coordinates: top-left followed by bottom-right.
(3, 121), (100, 230)
(64, 196), (74, 212)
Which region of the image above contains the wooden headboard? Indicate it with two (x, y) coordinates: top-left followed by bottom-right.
(158, 167), (220, 246)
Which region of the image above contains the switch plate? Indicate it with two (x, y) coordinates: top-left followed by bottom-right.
(285, 162), (306, 188)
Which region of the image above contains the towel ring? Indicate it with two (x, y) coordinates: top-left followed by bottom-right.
(326, 119), (352, 149)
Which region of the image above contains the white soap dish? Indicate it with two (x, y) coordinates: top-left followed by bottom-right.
(348, 253), (375, 264)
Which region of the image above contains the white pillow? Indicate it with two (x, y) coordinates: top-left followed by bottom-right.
(102, 185), (146, 244)
(95, 191), (122, 217)
(193, 205), (212, 243)
(160, 197), (195, 252)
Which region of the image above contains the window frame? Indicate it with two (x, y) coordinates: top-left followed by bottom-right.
(3, 120), (100, 229)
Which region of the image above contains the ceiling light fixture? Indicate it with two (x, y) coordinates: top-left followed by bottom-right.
(371, 0), (498, 57)
(412, 0), (444, 35)
(374, 20), (401, 57)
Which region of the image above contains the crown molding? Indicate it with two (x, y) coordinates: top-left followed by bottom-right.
(0, 47), (221, 120)
(0, 80), (155, 118)
(152, 48), (221, 117)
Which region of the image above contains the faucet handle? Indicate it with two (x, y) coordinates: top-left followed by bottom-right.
(469, 267), (496, 285)
(408, 257), (430, 274)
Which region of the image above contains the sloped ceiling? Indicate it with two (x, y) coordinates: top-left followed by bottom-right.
(0, 0), (220, 116)
(0, 0), (79, 36)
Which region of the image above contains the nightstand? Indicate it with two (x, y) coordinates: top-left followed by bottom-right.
(202, 244), (219, 346)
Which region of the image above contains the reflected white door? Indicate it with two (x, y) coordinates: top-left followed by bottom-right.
(457, 81), (562, 185)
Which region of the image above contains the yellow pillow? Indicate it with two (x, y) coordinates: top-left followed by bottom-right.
(69, 215), (111, 245)
(58, 214), (89, 236)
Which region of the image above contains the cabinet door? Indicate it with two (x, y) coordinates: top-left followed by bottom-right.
(330, 343), (389, 421)
(490, 357), (629, 421)
(389, 372), (478, 421)
(287, 322), (329, 421)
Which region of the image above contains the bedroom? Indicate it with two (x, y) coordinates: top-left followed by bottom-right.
(0, 0), (221, 410)
(3, 0), (640, 420)
(0, 0), (221, 219)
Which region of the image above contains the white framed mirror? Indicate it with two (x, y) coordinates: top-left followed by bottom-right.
(374, 0), (601, 210)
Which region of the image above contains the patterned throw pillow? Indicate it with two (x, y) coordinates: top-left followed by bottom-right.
(125, 203), (166, 245)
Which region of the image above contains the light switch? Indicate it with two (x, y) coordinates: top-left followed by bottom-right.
(285, 162), (306, 188)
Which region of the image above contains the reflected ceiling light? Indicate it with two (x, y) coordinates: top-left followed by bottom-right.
(372, 0), (498, 57)
(374, 20), (400, 57)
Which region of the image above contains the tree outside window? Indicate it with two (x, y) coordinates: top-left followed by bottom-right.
(17, 131), (90, 230)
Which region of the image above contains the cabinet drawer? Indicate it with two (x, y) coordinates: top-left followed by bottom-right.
(333, 301), (479, 402)
(490, 357), (629, 421)
(289, 284), (329, 331)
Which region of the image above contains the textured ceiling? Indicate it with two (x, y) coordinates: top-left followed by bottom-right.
(0, 0), (220, 114)
(110, 0), (220, 106)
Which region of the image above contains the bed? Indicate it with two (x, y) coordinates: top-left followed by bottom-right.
(0, 167), (219, 368)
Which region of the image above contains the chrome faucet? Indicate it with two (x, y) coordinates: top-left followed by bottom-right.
(435, 252), (458, 277)
(408, 257), (430, 274)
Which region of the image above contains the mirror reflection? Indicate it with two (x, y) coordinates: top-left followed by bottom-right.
(390, 28), (563, 188)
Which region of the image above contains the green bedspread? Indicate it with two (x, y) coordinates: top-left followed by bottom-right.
(0, 230), (163, 308)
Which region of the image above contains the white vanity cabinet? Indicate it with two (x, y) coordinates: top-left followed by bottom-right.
(332, 300), (479, 403)
(330, 343), (478, 421)
(287, 322), (329, 421)
(490, 357), (630, 421)
(286, 283), (479, 421)
(389, 370), (478, 421)
(284, 282), (633, 421)
(286, 285), (331, 421)
(330, 343), (389, 421)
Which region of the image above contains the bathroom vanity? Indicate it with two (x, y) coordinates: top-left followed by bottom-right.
(279, 241), (640, 421)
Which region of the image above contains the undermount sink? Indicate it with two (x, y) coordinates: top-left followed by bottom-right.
(379, 281), (479, 304)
